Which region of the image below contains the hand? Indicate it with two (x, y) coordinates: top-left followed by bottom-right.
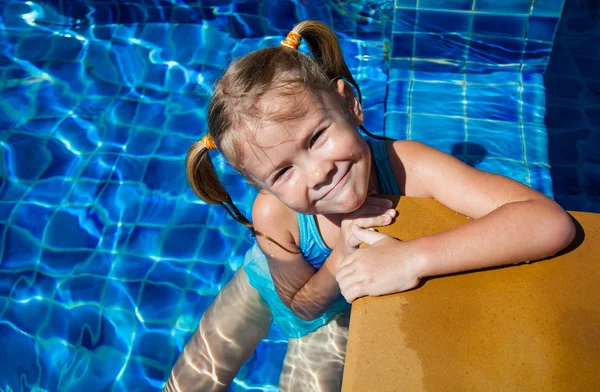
(336, 196), (397, 261)
(336, 226), (425, 302)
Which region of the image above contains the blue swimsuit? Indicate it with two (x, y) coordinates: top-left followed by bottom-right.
(244, 139), (400, 338)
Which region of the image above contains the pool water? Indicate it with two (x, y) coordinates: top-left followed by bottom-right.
(2, 0), (596, 391)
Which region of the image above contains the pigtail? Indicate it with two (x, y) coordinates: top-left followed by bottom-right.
(292, 20), (389, 141)
(186, 140), (300, 254)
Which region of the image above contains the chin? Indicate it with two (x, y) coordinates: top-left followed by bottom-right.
(336, 187), (368, 214)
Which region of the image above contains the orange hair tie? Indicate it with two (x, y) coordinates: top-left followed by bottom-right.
(201, 134), (216, 150)
(280, 31), (302, 50)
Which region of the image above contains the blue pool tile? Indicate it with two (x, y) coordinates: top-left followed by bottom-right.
(137, 282), (185, 322)
(171, 198), (209, 226)
(0, 202), (15, 222)
(416, 10), (471, 33)
(138, 195), (176, 226)
(386, 81), (410, 111)
(102, 281), (142, 315)
(467, 119), (523, 160)
(411, 59), (465, 72)
(388, 67), (412, 82)
(40, 249), (94, 276)
(545, 77), (584, 101)
(161, 227), (203, 259)
(468, 36), (526, 64)
(522, 124), (550, 164)
(474, 0), (533, 14)
(110, 156), (149, 182)
(544, 52), (580, 76)
(384, 112), (409, 139)
(25, 179), (73, 206)
(521, 89), (546, 124)
(476, 159), (530, 185)
(531, 0), (565, 16)
(527, 16), (560, 41)
(133, 330), (176, 368)
(583, 163), (600, 197)
(548, 128), (590, 164)
(527, 164), (553, 197)
(126, 225), (164, 256)
(522, 73), (544, 86)
(411, 81), (464, 117)
(45, 209), (100, 249)
(551, 166), (584, 196)
(112, 254), (155, 281)
(572, 56), (600, 80)
(42, 138), (83, 180)
(56, 117), (101, 155)
(522, 39), (555, 70)
(393, 8), (417, 32)
(57, 275), (107, 304)
(97, 183), (142, 224)
(410, 114), (466, 154)
(473, 13), (528, 38)
(126, 131), (161, 156)
(5, 134), (51, 181)
(466, 84), (520, 122)
(187, 261), (228, 296)
(143, 158), (187, 196)
(2, 227), (40, 271)
(74, 252), (113, 277)
(11, 203), (53, 238)
(4, 296), (51, 337)
(391, 33), (415, 58)
(419, 0), (473, 11)
(135, 102), (168, 129)
(156, 133), (192, 159)
(395, 0), (417, 7)
(147, 261), (192, 288)
(0, 324), (41, 388)
(414, 33), (469, 62)
(545, 105), (586, 130)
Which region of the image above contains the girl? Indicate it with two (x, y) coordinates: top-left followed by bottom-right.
(164, 20), (575, 392)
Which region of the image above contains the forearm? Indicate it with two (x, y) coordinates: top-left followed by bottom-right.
(415, 198), (576, 278)
(290, 247), (345, 321)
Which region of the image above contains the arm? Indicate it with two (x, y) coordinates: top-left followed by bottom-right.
(400, 141), (575, 275)
(253, 192), (342, 321)
(336, 141), (575, 301)
(253, 193), (395, 320)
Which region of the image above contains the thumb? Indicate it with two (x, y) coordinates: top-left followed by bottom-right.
(352, 225), (388, 245)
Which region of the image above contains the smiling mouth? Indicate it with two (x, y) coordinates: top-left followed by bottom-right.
(321, 165), (351, 200)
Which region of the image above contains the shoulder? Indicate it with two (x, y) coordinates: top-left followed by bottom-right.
(252, 191), (300, 250)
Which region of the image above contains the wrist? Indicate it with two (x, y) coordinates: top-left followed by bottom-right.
(408, 237), (433, 278)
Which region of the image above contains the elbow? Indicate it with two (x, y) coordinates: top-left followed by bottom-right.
(549, 209), (576, 255)
(289, 298), (323, 321)
(290, 302), (320, 321)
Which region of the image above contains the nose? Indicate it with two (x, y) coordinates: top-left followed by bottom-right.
(306, 157), (335, 190)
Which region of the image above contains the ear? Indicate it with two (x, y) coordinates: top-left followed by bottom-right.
(335, 79), (364, 126)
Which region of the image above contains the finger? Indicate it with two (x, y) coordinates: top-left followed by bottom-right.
(349, 204), (395, 220)
(341, 282), (366, 303)
(337, 254), (354, 272)
(336, 261), (355, 282)
(352, 225), (389, 245)
(353, 212), (394, 229)
(364, 196), (393, 208)
(338, 272), (364, 295)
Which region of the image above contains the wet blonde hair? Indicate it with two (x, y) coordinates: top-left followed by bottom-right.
(186, 20), (381, 251)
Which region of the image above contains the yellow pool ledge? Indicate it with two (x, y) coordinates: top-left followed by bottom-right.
(342, 196), (600, 392)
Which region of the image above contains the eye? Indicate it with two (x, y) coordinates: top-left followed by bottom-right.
(273, 167), (291, 183)
(310, 130), (325, 147)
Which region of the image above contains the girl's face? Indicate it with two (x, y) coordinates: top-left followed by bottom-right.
(239, 80), (372, 215)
